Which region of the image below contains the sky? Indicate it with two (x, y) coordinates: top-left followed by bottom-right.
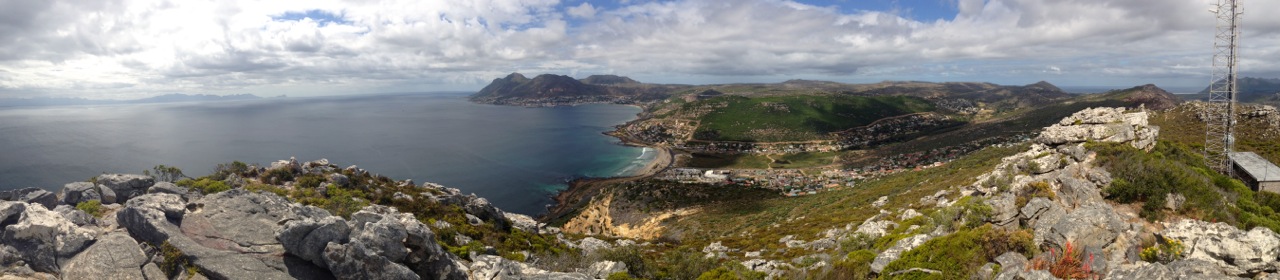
(1, 0), (1278, 99)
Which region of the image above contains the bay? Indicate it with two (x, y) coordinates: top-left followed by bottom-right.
(0, 92), (646, 215)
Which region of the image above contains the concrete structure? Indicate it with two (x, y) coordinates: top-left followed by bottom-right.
(1230, 152), (1280, 193)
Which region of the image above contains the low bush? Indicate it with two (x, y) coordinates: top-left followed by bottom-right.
(175, 178), (230, 194)
(75, 200), (103, 218)
(1139, 238), (1185, 263)
(881, 225), (993, 279)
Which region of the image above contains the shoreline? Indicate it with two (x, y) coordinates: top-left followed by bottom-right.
(540, 126), (675, 223)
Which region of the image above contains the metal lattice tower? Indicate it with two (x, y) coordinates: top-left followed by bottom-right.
(1206, 0), (1242, 175)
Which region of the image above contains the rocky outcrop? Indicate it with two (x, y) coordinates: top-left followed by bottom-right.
(1159, 219), (1280, 276)
(59, 232), (149, 279)
(116, 192), (317, 280)
(870, 234), (933, 273)
(96, 174), (155, 202)
(1034, 107), (1157, 151)
(0, 201), (97, 273)
(468, 254), (589, 280)
(59, 182), (105, 205)
(7, 188), (57, 210)
(278, 205), (467, 280)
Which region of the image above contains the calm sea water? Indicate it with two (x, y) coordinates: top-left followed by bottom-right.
(0, 93), (649, 215)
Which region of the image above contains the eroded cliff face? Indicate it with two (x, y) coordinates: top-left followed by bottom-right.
(561, 193), (701, 240)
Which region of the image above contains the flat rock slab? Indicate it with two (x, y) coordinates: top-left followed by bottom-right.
(60, 232), (148, 280)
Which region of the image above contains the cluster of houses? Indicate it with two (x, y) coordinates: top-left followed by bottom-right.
(655, 167), (859, 196)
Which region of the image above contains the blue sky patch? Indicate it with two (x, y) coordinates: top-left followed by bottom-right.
(273, 9), (350, 26)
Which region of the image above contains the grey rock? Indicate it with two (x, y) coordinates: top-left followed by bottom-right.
(1, 202), (97, 273)
(117, 193), (299, 280)
(871, 234), (933, 273)
(392, 192), (413, 202)
(327, 174), (350, 188)
(182, 190), (305, 254)
(59, 182), (102, 206)
(0, 201), (27, 223)
(1160, 219), (1280, 276)
(98, 186), (118, 205)
(146, 181), (187, 197)
(995, 269), (1058, 280)
(973, 263), (997, 280)
(60, 232), (148, 280)
(470, 254), (590, 280)
(1167, 259), (1244, 279)
(323, 241), (419, 280)
(1055, 170), (1103, 208)
(1044, 203), (1126, 251)
(278, 215), (350, 268)
(270, 157), (302, 175)
(95, 174), (155, 202)
(578, 237), (612, 253)
(856, 218), (896, 238)
(504, 212), (541, 233)
(872, 196), (888, 208)
(995, 252), (1027, 272)
(1019, 197), (1065, 245)
(142, 263), (165, 280)
(52, 205), (94, 227)
(1106, 262), (1175, 280)
(587, 261), (628, 279)
(900, 209), (922, 220)
(742, 259), (794, 279)
(12, 188), (56, 210)
(987, 193), (1018, 229)
(1165, 193), (1186, 211)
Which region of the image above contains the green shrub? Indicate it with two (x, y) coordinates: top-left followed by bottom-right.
(607, 272), (638, 280)
(1139, 238), (1185, 263)
(655, 249), (719, 280)
(175, 178), (230, 194)
(1015, 181), (1055, 209)
(260, 168), (294, 184)
(75, 200), (103, 218)
(158, 241), (200, 279)
(830, 250), (876, 279)
(881, 225), (993, 279)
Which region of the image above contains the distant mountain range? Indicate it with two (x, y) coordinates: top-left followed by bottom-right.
(469, 73), (676, 106)
(0, 93), (271, 107)
(1196, 77), (1280, 103)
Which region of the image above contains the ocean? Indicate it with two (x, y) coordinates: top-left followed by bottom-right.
(0, 92), (648, 215)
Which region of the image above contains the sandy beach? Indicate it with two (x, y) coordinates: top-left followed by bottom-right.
(541, 131), (674, 222)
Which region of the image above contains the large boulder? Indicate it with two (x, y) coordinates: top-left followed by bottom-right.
(1160, 219), (1280, 276)
(60, 232), (149, 279)
(323, 241), (419, 280)
(1043, 203), (1127, 251)
(1034, 108), (1157, 151)
(10, 188), (57, 210)
(0, 202), (97, 273)
(95, 174), (155, 202)
(278, 215), (350, 269)
(316, 205), (467, 280)
(116, 192), (301, 280)
(60, 182), (104, 205)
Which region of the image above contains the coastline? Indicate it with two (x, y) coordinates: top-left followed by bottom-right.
(541, 126), (675, 223)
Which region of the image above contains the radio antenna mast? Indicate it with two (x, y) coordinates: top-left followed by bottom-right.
(1206, 0), (1242, 175)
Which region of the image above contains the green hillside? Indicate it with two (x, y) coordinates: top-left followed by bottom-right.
(687, 95), (935, 142)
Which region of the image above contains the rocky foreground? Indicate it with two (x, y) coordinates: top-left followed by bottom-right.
(0, 162), (630, 279)
(4, 106), (1280, 280)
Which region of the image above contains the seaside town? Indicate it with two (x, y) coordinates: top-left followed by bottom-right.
(651, 133), (1032, 197)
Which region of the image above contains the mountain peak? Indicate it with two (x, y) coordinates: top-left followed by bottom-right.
(580, 75), (640, 85)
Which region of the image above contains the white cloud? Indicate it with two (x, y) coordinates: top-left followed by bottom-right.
(1, 0), (1279, 98)
(568, 2), (597, 19)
